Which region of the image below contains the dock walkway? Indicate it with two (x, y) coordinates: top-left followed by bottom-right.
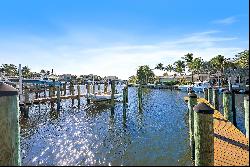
(185, 97), (249, 166)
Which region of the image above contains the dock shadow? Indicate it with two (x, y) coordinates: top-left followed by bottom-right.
(214, 133), (249, 151)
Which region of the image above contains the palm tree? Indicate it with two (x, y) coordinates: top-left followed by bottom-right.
(155, 63), (164, 70)
(165, 64), (174, 73)
(182, 53), (195, 82)
(22, 66), (31, 78)
(192, 57), (203, 81)
(1, 64), (18, 76)
(209, 55), (230, 86)
(137, 65), (155, 84)
(173, 60), (185, 76)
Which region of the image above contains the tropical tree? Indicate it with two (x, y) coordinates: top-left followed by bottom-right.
(182, 53), (195, 82)
(165, 64), (174, 73)
(22, 66), (31, 78)
(173, 60), (185, 76)
(128, 75), (137, 84)
(192, 57), (203, 80)
(234, 50), (249, 69)
(0, 64), (18, 76)
(155, 63), (164, 70)
(209, 55), (229, 74)
(136, 65), (155, 84)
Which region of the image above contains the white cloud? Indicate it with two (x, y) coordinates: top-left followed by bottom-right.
(0, 30), (247, 80)
(212, 16), (237, 25)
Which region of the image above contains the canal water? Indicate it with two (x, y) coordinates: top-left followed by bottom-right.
(20, 87), (246, 166)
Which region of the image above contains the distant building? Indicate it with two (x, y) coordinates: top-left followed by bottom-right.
(59, 74), (72, 81)
(103, 76), (118, 80)
(159, 76), (177, 83)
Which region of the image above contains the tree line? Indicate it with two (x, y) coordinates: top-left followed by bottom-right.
(129, 49), (249, 85)
(0, 64), (52, 78)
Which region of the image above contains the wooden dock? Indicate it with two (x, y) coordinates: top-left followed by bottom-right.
(185, 96), (249, 166)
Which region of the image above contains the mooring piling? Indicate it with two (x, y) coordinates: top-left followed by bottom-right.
(188, 92), (197, 160)
(0, 83), (21, 166)
(77, 84), (81, 107)
(244, 95), (249, 138)
(223, 90), (233, 123)
(212, 88), (219, 110)
(56, 86), (61, 111)
(208, 87), (213, 104)
(138, 84), (142, 111)
(203, 88), (208, 100)
(193, 102), (214, 166)
(111, 80), (115, 109)
(24, 86), (29, 118)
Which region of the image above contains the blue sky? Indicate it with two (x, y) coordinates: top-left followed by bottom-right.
(0, 0), (249, 79)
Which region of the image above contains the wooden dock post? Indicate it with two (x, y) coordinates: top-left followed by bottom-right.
(35, 84), (38, 99)
(223, 90), (233, 123)
(0, 83), (21, 166)
(71, 83), (75, 106)
(111, 80), (115, 108)
(43, 85), (46, 98)
(244, 96), (249, 138)
(231, 90), (237, 126)
(138, 84), (142, 111)
(104, 80), (108, 94)
(24, 86), (29, 118)
(212, 88), (219, 110)
(92, 83), (95, 94)
(77, 84), (81, 107)
(208, 87), (213, 104)
(193, 102), (214, 166)
(87, 82), (90, 104)
(204, 88), (208, 100)
(56, 86), (61, 111)
(63, 82), (67, 96)
(188, 92), (197, 160)
(123, 87), (127, 106)
(125, 83), (128, 103)
(98, 84), (101, 95)
(49, 85), (52, 97)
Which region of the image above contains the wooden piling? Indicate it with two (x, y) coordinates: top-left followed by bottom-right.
(56, 86), (61, 111)
(0, 83), (21, 166)
(123, 87), (127, 106)
(244, 96), (249, 138)
(212, 88), (219, 110)
(208, 87), (213, 104)
(98, 84), (101, 95)
(138, 84), (142, 111)
(125, 83), (128, 103)
(92, 83), (95, 94)
(35, 84), (38, 99)
(63, 82), (67, 96)
(43, 85), (46, 98)
(24, 86), (29, 118)
(188, 92), (197, 160)
(111, 80), (115, 108)
(104, 80), (108, 94)
(193, 102), (214, 166)
(77, 84), (81, 107)
(231, 90), (237, 126)
(223, 90), (233, 123)
(204, 88), (208, 100)
(71, 83), (75, 106)
(87, 82), (90, 104)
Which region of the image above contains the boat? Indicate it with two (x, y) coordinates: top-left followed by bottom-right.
(88, 93), (123, 102)
(192, 81), (210, 93)
(178, 84), (192, 92)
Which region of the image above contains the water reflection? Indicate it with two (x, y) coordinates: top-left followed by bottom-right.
(20, 88), (207, 165)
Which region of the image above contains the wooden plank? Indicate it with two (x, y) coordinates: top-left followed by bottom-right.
(184, 96), (249, 166)
(198, 98), (249, 166)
